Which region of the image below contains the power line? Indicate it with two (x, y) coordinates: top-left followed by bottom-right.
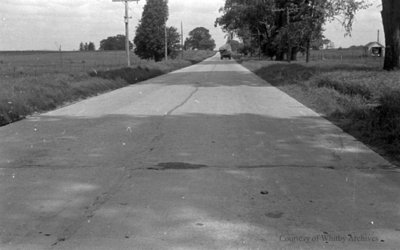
(112, 0), (140, 67)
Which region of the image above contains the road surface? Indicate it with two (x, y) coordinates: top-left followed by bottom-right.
(1, 54), (399, 250)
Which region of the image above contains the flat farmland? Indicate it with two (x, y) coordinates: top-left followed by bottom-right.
(0, 50), (154, 76)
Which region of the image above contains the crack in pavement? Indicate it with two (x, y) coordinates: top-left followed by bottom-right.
(46, 171), (129, 249)
(165, 85), (200, 116)
(128, 85), (201, 162)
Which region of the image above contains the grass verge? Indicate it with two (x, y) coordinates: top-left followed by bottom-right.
(241, 59), (400, 165)
(0, 50), (215, 126)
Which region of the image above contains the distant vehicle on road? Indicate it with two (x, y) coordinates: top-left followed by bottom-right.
(219, 44), (232, 60)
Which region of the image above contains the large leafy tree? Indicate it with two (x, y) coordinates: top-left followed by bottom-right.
(134, 0), (168, 61)
(381, 0), (400, 70)
(99, 35), (132, 50)
(184, 27), (216, 50)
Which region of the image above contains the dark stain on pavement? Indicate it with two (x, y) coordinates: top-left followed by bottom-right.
(265, 211), (284, 219)
(148, 162), (208, 170)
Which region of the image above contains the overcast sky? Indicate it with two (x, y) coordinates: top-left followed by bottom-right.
(0, 0), (383, 51)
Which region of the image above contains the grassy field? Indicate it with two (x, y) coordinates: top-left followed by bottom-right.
(0, 50), (212, 76)
(0, 50), (128, 76)
(241, 58), (400, 166)
(0, 50), (215, 126)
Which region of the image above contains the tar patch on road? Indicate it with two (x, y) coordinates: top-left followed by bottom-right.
(265, 211), (284, 219)
(147, 162), (209, 170)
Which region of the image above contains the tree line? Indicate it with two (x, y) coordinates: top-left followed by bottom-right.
(134, 0), (215, 61)
(81, 0), (215, 61)
(79, 42), (95, 51)
(215, 0), (400, 70)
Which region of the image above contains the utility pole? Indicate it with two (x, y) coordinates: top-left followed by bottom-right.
(377, 29), (380, 43)
(181, 21), (184, 59)
(286, 7), (291, 63)
(165, 17), (168, 61)
(113, 0), (139, 67)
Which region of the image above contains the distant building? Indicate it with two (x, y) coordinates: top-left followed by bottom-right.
(364, 42), (385, 57)
(322, 41), (335, 50)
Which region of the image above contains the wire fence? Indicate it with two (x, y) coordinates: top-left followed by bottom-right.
(297, 51), (385, 63)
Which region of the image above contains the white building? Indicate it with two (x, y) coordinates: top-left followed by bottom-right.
(364, 41), (385, 57)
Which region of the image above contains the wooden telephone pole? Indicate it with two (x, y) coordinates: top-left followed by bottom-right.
(165, 17), (168, 61)
(181, 21), (184, 59)
(113, 0), (139, 67)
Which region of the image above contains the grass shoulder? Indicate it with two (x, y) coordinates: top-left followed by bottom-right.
(241, 59), (400, 167)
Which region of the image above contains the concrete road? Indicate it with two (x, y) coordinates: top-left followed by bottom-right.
(0, 54), (399, 250)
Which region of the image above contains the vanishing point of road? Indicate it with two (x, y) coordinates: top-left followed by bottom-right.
(1, 54), (399, 250)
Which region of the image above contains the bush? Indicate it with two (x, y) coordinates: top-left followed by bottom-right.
(90, 67), (164, 85)
(373, 91), (400, 144)
(254, 63), (316, 86)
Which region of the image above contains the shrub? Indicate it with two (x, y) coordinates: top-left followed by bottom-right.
(373, 91), (400, 144)
(90, 67), (164, 85)
(313, 77), (373, 100)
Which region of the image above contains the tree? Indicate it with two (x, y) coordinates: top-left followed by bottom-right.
(79, 41), (96, 51)
(166, 26), (181, 58)
(381, 0), (400, 70)
(100, 35), (133, 50)
(215, 0), (277, 58)
(134, 0), (168, 61)
(79, 42), (85, 51)
(88, 42), (95, 51)
(229, 39), (241, 52)
(184, 27), (216, 50)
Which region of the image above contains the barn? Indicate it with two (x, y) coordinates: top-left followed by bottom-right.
(364, 41), (385, 57)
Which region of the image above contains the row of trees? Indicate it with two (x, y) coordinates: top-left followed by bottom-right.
(79, 42), (95, 51)
(79, 37), (129, 51)
(215, 0), (399, 70)
(215, 0), (371, 62)
(100, 35), (133, 51)
(134, 0), (215, 61)
(88, 24), (216, 58)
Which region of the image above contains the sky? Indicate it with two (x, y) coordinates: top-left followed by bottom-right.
(0, 0), (384, 51)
